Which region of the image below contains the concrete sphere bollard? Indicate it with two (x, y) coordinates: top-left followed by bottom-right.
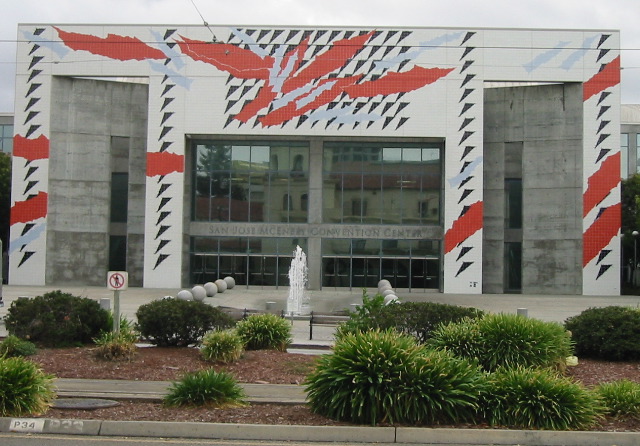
(382, 288), (396, 297)
(223, 276), (235, 289)
(378, 279), (391, 290)
(215, 279), (228, 293)
(204, 282), (218, 297)
(176, 289), (193, 301)
(191, 285), (207, 302)
(378, 284), (393, 294)
(383, 294), (399, 305)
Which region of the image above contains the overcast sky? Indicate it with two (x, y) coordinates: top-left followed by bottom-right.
(1, 0), (639, 112)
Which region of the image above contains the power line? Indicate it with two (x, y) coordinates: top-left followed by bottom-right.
(188, 0), (218, 43)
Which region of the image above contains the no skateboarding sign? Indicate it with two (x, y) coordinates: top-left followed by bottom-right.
(107, 271), (128, 291)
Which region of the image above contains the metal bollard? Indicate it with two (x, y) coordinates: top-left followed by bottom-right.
(100, 298), (111, 312)
(517, 308), (528, 318)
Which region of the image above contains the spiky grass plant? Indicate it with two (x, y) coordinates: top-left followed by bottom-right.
(200, 329), (244, 363)
(484, 366), (604, 430)
(596, 379), (640, 418)
(164, 369), (246, 408)
(0, 356), (56, 416)
(235, 313), (292, 351)
(0, 335), (37, 357)
(93, 328), (138, 361)
(430, 313), (573, 372)
(305, 329), (487, 425)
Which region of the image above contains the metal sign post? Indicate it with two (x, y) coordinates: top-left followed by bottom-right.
(107, 271), (128, 334)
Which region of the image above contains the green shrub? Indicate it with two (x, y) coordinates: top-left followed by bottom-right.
(4, 291), (111, 347)
(484, 366), (604, 430)
(164, 369), (246, 407)
(0, 335), (37, 357)
(0, 356), (56, 416)
(201, 330), (244, 363)
(564, 306), (640, 360)
(235, 313), (291, 351)
(93, 328), (138, 361)
(596, 379), (640, 418)
(305, 329), (486, 426)
(430, 313), (573, 372)
(135, 299), (234, 347)
(336, 292), (483, 343)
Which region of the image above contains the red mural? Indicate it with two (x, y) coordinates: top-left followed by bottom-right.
(583, 152), (620, 217)
(13, 135), (50, 161)
(54, 27), (166, 61)
(10, 191), (48, 225)
(583, 203), (621, 266)
(583, 56), (621, 102)
(444, 201), (483, 254)
(146, 152), (184, 177)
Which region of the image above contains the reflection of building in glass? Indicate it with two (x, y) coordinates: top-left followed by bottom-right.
(8, 23), (622, 296)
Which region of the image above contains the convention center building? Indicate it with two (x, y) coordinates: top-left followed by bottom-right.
(9, 24), (621, 295)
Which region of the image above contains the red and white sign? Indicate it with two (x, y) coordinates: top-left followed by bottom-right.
(107, 271), (128, 291)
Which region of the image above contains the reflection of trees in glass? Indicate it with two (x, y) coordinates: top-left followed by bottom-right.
(196, 144), (245, 200)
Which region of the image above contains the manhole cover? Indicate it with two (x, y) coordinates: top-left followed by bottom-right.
(52, 398), (120, 410)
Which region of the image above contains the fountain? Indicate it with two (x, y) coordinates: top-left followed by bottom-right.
(287, 245), (309, 315)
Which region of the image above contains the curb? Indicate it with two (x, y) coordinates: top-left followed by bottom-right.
(1, 417), (639, 445)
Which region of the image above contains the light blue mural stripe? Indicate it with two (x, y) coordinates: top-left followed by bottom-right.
(149, 30), (185, 69)
(9, 223), (46, 255)
(448, 156), (483, 188)
(560, 35), (598, 70)
(229, 28), (269, 59)
(523, 41), (570, 73)
(148, 61), (193, 89)
(24, 31), (69, 58)
(375, 31), (463, 71)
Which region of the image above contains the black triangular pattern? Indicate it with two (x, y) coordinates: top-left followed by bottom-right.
(25, 125), (40, 138)
(382, 30), (398, 45)
(156, 211), (171, 225)
(597, 91), (612, 105)
(155, 225), (170, 240)
(226, 74), (234, 85)
(25, 97), (40, 111)
(157, 183), (171, 198)
(459, 176), (474, 188)
(597, 34), (611, 48)
(596, 264), (612, 279)
(161, 112), (174, 125)
(597, 48), (611, 63)
(24, 166), (38, 181)
(382, 102), (395, 115)
(597, 105), (610, 119)
(455, 261), (473, 277)
(394, 102), (409, 116)
(596, 249), (612, 265)
(34, 28), (45, 36)
(459, 117), (474, 131)
(154, 254), (169, 269)
(460, 47), (475, 60)
(296, 115), (308, 129)
(23, 181), (38, 195)
(382, 46), (395, 58)
(240, 85), (255, 98)
(28, 69), (42, 82)
(162, 74), (169, 84)
(166, 42), (176, 49)
(462, 31), (476, 45)
(461, 146), (475, 161)
(353, 121), (360, 130)
(458, 189), (473, 203)
(24, 111), (39, 124)
(18, 251), (35, 267)
(161, 97), (174, 111)
(343, 31), (355, 40)
(21, 223), (35, 236)
(461, 74), (476, 87)
(382, 116), (394, 130)
(459, 103), (474, 116)
(164, 58), (171, 66)
(258, 29), (270, 41)
(29, 56), (43, 70)
(459, 205), (471, 218)
(245, 29), (257, 37)
(310, 30), (326, 44)
(155, 239), (170, 254)
(301, 30), (314, 42)
(460, 161), (472, 173)
(224, 115), (235, 129)
(161, 84), (175, 96)
(396, 117), (409, 129)
(459, 131), (474, 145)
(225, 100), (238, 113)
(398, 31), (412, 44)
(29, 44), (40, 56)
(595, 148), (611, 164)
(595, 133), (610, 147)
(160, 141), (173, 152)
(456, 246), (473, 261)
(158, 126), (173, 140)
(597, 120), (610, 133)
(285, 29), (301, 43)
(596, 207), (607, 219)
(26, 83), (42, 96)
(164, 29), (177, 40)
(157, 197), (171, 211)
(460, 88), (474, 102)
(225, 85), (239, 100)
